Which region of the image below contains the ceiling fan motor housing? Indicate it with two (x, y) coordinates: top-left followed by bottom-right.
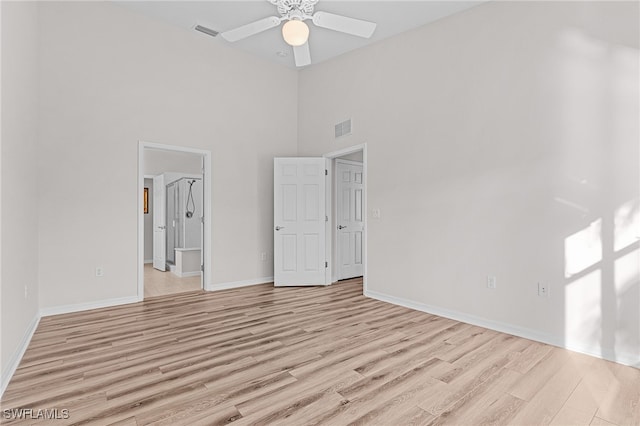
(270, 0), (318, 18)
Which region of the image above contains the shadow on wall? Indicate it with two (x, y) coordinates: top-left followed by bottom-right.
(554, 28), (639, 366)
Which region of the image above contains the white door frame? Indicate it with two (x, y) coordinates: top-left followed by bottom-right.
(323, 143), (367, 293)
(138, 141), (212, 300)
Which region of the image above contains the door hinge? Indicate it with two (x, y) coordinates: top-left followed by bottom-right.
(201, 264), (204, 271)
(325, 215), (328, 222)
(200, 216), (204, 223)
(325, 169), (328, 176)
(325, 261), (328, 268)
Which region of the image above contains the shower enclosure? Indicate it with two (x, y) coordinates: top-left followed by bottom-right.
(166, 177), (203, 265)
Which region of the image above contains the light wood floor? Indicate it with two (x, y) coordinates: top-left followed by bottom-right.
(2, 279), (639, 425)
(144, 264), (201, 298)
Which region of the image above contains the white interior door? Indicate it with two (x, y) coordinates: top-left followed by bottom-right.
(336, 160), (364, 280)
(200, 156), (205, 288)
(274, 158), (326, 286)
(152, 174), (166, 271)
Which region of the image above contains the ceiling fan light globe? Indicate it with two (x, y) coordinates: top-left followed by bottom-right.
(282, 19), (309, 46)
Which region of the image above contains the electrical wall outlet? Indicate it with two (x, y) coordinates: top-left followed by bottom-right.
(95, 267), (105, 277)
(538, 282), (549, 297)
(372, 208), (381, 219)
(487, 276), (497, 289)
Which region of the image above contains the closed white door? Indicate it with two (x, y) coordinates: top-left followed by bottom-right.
(274, 158), (327, 286)
(336, 160), (364, 280)
(152, 174), (166, 271)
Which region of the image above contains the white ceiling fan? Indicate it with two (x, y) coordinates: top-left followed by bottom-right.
(221, 0), (377, 67)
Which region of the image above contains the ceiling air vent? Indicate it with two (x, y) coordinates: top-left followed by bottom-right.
(194, 25), (219, 38)
(335, 119), (352, 139)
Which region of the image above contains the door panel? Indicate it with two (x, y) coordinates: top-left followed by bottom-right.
(274, 158), (326, 286)
(340, 233), (350, 265)
(336, 160), (364, 280)
(282, 235), (297, 271)
(152, 174), (166, 271)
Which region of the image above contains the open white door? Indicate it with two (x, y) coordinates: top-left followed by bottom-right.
(336, 160), (364, 280)
(274, 158), (327, 286)
(152, 174), (166, 271)
(200, 156), (205, 288)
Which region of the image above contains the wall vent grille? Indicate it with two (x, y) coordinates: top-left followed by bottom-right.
(334, 119), (352, 139)
(194, 25), (219, 38)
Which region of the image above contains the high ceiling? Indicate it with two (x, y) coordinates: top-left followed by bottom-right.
(116, 1), (483, 69)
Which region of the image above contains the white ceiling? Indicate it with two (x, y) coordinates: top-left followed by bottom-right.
(116, 1), (483, 69)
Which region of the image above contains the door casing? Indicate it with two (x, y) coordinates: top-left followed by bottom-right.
(323, 144), (368, 292)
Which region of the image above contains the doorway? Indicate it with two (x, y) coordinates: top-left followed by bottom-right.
(137, 142), (212, 300)
(324, 145), (367, 290)
(335, 158), (364, 280)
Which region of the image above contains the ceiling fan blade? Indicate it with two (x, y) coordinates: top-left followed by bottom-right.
(293, 42), (311, 67)
(312, 11), (376, 38)
(221, 16), (281, 42)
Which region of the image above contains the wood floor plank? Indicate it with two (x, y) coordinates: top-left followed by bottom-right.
(591, 417), (619, 426)
(307, 358), (447, 425)
(505, 339), (554, 374)
(509, 350), (595, 425)
(388, 405), (436, 426)
(233, 370), (362, 423)
(2, 278), (638, 426)
(344, 374), (446, 425)
(508, 347), (575, 401)
(422, 368), (525, 426)
(550, 404), (596, 426)
(594, 361), (640, 426)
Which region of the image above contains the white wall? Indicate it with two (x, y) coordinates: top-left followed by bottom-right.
(298, 1), (639, 365)
(178, 178), (203, 249)
(1, 2), (41, 390)
(37, 1), (298, 309)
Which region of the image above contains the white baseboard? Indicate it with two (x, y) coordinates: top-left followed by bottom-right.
(172, 271), (201, 278)
(1, 313), (40, 398)
(365, 289), (639, 368)
(207, 276), (273, 292)
(40, 295), (140, 317)
(144, 259), (153, 264)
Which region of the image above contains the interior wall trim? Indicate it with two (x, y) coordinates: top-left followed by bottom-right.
(208, 277), (274, 292)
(39, 296), (140, 318)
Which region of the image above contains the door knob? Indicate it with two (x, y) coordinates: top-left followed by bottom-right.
(157, 226), (166, 230)
(275, 226), (285, 231)
(338, 225), (347, 229)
